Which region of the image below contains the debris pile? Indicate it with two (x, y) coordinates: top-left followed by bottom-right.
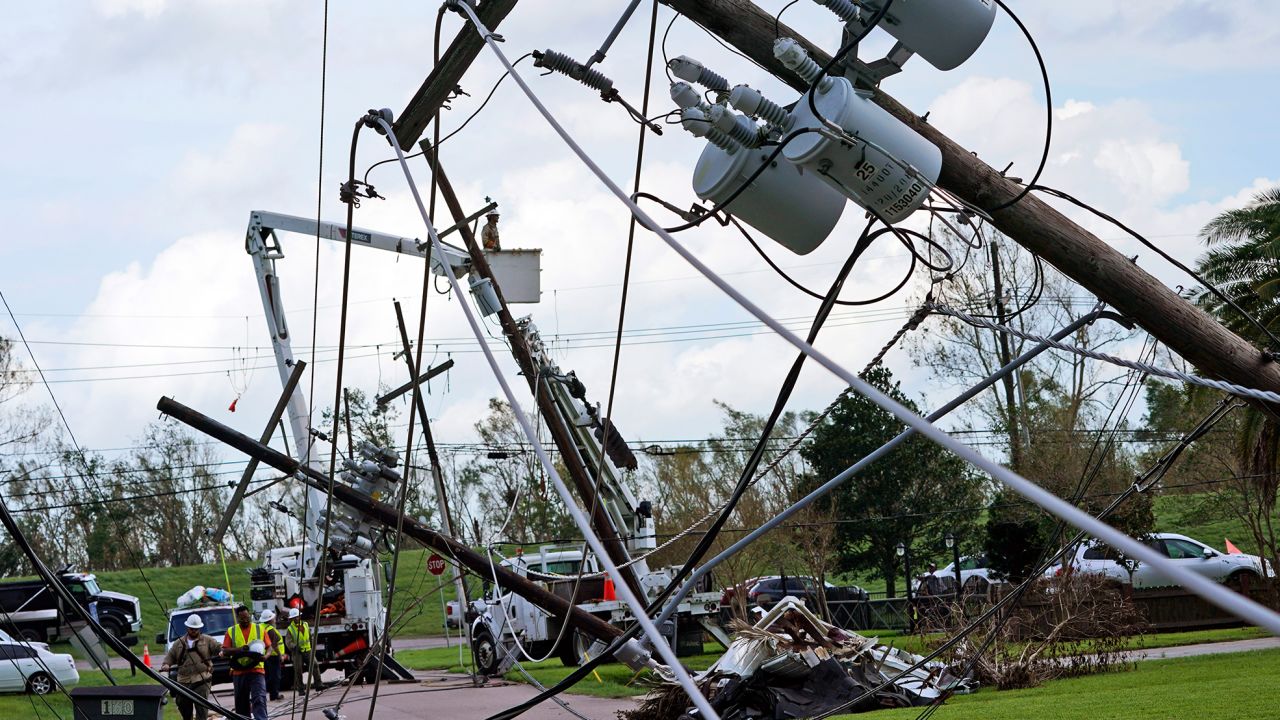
(624, 598), (974, 720)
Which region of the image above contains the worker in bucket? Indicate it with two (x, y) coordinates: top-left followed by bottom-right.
(159, 614), (220, 720)
(258, 609), (286, 701)
(481, 211), (501, 251)
(221, 605), (271, 720)
(285, 607), (320, 691)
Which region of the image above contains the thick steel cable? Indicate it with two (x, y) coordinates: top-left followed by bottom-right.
(370, 113), (720, 720)
(450, 0), (1280, 641)
(299, 116), (365, 720)
(931, 302), (1280, 405)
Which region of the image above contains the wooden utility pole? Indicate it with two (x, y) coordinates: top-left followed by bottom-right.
(394, 0), (519, 150)
(988, 242), (1022, 469)
(417, 140), (646, 601)
(663, 0), (1280, 400)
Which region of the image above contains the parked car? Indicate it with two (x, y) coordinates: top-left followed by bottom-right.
(0, 570), (142, 645)
(914, 554), (1000, 594)
(719, 576), (775, 620)
(747, 576), (865, 611)
(1044, 533), (1268, 590)
(0, 637), (79, 695)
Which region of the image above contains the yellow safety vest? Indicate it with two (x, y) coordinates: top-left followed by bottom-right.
(261, 624), (284, 658)
(228, 623), (265, 671)
(287, 621), (312, 653)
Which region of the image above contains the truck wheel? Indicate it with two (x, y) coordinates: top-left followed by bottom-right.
(27, 672), (55, 696)
(557, 631), (588, 667)
(99, 617), (125, 641)
(19, 628), (43, 643)
(471, 627), (501, 677)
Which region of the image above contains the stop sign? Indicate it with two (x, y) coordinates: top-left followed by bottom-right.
(427, 554), (446, 576)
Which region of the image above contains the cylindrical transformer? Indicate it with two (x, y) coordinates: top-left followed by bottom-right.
(859, 0), (997, 71)
(692, 142), (846, 255)
(784, 77), (941, 224)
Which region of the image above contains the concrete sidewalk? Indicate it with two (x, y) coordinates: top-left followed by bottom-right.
(208, 670), (637, 720)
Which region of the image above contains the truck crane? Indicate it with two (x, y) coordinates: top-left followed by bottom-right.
(465, 317), (731, 675)
(237, 207), (724, 682)
(236, 209), (482, 683)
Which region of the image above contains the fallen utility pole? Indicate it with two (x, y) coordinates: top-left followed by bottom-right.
(418, 139), (646, 601)
(393, 0), (519, 150)
(663, 0), (1280, 400)
(156, 395), (624, 644)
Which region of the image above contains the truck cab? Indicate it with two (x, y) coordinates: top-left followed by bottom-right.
(0, 572), (142, 645)
(157, 604), (237, 686)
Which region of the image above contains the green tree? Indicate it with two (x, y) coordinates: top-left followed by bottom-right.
(1195, 187), (1280, 575)
(983, 370), (1153, 581)
(799, 366), (983, 596)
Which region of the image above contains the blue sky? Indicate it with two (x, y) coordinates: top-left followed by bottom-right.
(1, 0), (1278, 460)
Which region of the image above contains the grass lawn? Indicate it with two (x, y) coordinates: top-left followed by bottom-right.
(836, 648), (1280, 720)
(1153, 493), (1279, 556)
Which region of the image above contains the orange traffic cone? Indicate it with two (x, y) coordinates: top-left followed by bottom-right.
(602, 576), (616, 601)
(142, 644), (152, 668)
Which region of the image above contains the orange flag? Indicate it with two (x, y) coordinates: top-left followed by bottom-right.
(1225, 538), (1242, 554)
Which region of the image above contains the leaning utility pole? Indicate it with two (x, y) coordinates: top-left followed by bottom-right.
(988, 242), (1022, 469)
(663, 0), (1280, 401)
(416, 139), (646, 601)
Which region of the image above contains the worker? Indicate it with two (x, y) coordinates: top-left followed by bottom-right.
(481, 211), (501, 251)
(221, 605), (271, 720)
(159, 614), (220, 720)
(285, 607), (320, 691)
(258, 609), (285, 702)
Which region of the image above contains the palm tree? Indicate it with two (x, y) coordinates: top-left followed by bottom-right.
(1197, 187), (1280, 335)
(1196, 187), (1280, 581)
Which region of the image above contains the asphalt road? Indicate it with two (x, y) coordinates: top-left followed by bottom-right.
(74, 632), (1280, 720)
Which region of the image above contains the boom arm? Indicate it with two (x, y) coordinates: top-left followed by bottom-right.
(243, 210), (472, 581)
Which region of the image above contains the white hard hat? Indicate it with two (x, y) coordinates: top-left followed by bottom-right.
(249, 641), (266, 655)
(288, 608), (301, 619)
(259, 609), (276, 623)
(184, 614), (204, 629)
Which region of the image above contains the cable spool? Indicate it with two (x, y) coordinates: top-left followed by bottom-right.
(532, 49), (614, 95)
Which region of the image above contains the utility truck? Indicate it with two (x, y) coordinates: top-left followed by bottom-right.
(465, 318), (729, 675)
(240, 207), (723, 681)
(0, 570), (142, 646)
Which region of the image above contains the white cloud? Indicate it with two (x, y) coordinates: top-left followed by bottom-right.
(94, 0), (167, 19)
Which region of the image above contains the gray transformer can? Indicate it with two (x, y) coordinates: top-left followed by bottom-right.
(784, 77), (941, 224)
(859, 0), (998, 71)
(691, 143), (846, 255)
